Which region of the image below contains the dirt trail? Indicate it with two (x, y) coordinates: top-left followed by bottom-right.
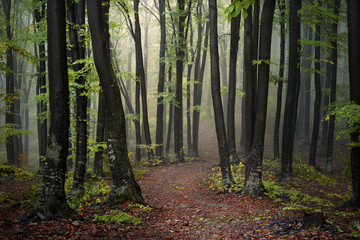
(133, 156), (282, 239)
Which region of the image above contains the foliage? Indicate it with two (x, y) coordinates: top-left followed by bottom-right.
(209, 162), (245, 192)
(224, 0), (254, 22)
(293, 163), (338, 186)
(325, 100), (360, 147)
(94, 210), (141, 225)
(170, 183), (185, 190)
(65, 171), (111, 208)
(0, 163), (37, 182)
(126, 203), (152, 212)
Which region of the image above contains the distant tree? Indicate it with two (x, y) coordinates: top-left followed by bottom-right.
(209, 0), (234, 186)
(29, 0), (77, 219)
(242, 0), (276, 197)
(280, 0), (301, 182)
(87, 0), (145, 203)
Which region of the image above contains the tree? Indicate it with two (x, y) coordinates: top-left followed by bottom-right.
(325, 0), (340, 173)
(342, 0), (360, 209)
(227, 0), (241, 164)
(155, 0), (166, 159)
(29, 0), (77, 219)
(308, 2), (322, 167)
(33, 0), (47, 171)
(87, 0), (145, 204)
(273, 0), (286, 160)
(67, 0), (88, 194)
(242, 0), (276, 197)
(280, 0), (301, 182)
(209, 0), (234, 186)
(173, 0), (187, 163)
(3, 0), (16, 165)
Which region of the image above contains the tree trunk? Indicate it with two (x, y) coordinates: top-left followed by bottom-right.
(173, 0), (186, 163)
(155, 0), (166, 159)
(227, 1), (241, 164)
(34, 3), (47, 171)
(342, 0), (360, 209)
(209, 0), (234, 186)
(3, 0), (16, 165)
(242, 0), (275, 197)
(308, 18), (322, 167)
(280, 0), (301, 182)
(193, 22), (209, 157)
(29, 0), (76, 220)
(67, 0), (88, 194)
(87, 0), (145, 204)
(243, 5), (255, 157)
(94, 92), (106, 177)
(326, 0), (340, 173)
(134, 0), (154, 162)
(303, 27), (312, 145)
(186, 19), (194, 156)
(273, 0), (285, 160)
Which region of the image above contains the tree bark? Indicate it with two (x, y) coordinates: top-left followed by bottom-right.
(173, 0), (186, 163)
(273, 0), (285, 160)
(34, 3), (47, 171)
(67, 0), (88, 194)
(186, 19), (194, 156)
(155, 0), (166, 159)
(308, 17), (322, 167)
(326, 0), (340, 173)
(280, 0), (301, 182)
(209, 0), (234, 186)
(227, 0), (241, 164)
(87, 0), (145, 204)
(29, 0), (77, 220)
(243, 5), (255, 157)
(242, 0), (276, 197)
(342, 0), (360, 209)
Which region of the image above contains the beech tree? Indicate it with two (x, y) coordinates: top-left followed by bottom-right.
(280, 0), (301, 182)
(343, 0), (360, 209)
(209, 0), (234, 186)
(87, 0), (144, 204)
(242, 0), (276, 197)
(29, 0), (77, 219)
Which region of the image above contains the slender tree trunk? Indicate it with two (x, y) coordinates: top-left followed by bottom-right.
(186, 20), (194, 156)
(308, 18), (322, 167)
(326, 0), (340, 173)
(94, 92), (106, 177)
(209, 0), (234, 186)
(174, 0), (186, 163)
(242, 0), (276, 197)
(134, 0), (154, 161)
(29, 0), (77, 220)
(67, 0), (88, 193)
(227, 1), (241, 164)
(280, 0), (301, 182)
(155, 0), (166, 159)
(244, 5), (255, 157)
(87, 0), (145, 204)
(3, 0), (16, 165)
(193, 22), (209, 157)
(166, 65), (173, 156)
(320, 60), (331, 156)
(252, 0), (260, 92)
(274, 0), (285, 160)
(303, 28), (312, 145)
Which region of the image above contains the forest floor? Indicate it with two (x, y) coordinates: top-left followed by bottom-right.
(1, 151), (360, 239)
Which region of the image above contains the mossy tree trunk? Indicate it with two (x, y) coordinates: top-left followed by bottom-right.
(87, 0), (145, 204)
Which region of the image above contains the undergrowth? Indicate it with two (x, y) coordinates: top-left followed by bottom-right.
(94, 209), (141, 225)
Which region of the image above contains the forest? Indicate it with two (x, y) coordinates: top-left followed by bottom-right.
(1, 0), (360, 238)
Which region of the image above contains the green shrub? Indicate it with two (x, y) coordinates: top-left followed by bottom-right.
(94, 210), (141, 225)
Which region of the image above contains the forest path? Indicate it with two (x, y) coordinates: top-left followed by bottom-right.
(135, 155), (282, 239)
